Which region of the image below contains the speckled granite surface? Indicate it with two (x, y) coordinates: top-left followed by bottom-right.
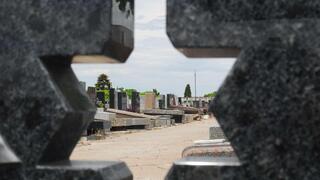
(167, 0), (320, 57)
(28, 161), (132, 180)
(167, 0), (320, 179)
(166, 157), (242, 180)
(212, 38), (320, 179)
(0, 0), (133, 179)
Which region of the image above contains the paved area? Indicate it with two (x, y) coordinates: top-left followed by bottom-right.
(71, 117), (218, 180)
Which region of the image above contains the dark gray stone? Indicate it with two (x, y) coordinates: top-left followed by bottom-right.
(131, 91), (140, 113)
(166, 157), (242, 180)
(87, 120), (112, 136)
(28, 161), (132, 180)
(212, 39), (320, 179)
(209, 127), (226, 140)
(0, 0), (133, 179)
(167, 0), (320, 179)
(167, 0), (320, 58)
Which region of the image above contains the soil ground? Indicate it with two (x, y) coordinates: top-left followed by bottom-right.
(71, 117), (217, 180)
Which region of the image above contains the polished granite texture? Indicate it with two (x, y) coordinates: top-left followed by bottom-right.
(167, 0), (320, 57)
(212, 38), (320, 179)
(167, 0), (320, 179)
(0, 0), (133, 179)
(28, 161), (132, 180)
(166, 157), (242, 180)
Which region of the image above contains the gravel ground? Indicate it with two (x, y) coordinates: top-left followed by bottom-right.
(71, 117), (217, 180)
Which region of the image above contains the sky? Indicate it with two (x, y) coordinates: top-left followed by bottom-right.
(72, 0), (236, 97)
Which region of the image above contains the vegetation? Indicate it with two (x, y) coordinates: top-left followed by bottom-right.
(184, 84), (192, 98)
(124, 89), (136, 99)
(95, 74), (112, 90)
(204, 91), (218, 98)
(140, 89), (160, 97)
(153, 89), (160, 96)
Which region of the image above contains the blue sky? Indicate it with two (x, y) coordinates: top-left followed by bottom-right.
(72, 0), (236, 97)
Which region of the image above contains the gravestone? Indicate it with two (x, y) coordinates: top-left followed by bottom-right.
(131, 91), (140, 112)
(139, 95), (146, 112)
(122, 93), (128, 111)
(117, 92), (123, 110)
(167, 0), (320, 179)
(144, 92), (156, 110)
(159, 95), (166, 109)
(0, 0), (134, 179)
(118, 92), (127, 111)
(167, 94), (176, 108)
(87, 87), (97, 105)
(109, 88), (116, 109)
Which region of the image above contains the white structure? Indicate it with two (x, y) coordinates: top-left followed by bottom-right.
(179, 97), (213, 108)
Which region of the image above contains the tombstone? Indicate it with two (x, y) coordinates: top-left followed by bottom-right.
(117, 92), (127, 111)
(167, 94), (176, 108)
(117, 92), (123, 110)
(155, 97), (160, 109)
(159, 95), (166, 109)
(193, 101), (200, 108)
(0, 0), (134, 179)
(167, 0), (320, 179)
(144, 92), (156, 110)
(164, 94), (168, 109)
(131, 91), (140, 112)
(87, 86), (97, 104)
(114, 89), (119, 109)
(127, 95), (132, 110)
(122, 93), (128, 111)
(139, 95), (146, 112)
(79, 81), (86, 92)
(109, 88), (116, 109)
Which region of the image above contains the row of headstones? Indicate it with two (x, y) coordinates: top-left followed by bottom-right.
(87, 86), (180, 112)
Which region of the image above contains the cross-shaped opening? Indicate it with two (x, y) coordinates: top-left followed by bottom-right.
(71, 0), (236, 179)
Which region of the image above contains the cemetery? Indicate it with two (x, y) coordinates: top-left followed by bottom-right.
(0, 0), (318, 180)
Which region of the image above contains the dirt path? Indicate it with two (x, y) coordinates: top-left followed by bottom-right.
(71, 118), (217, 180)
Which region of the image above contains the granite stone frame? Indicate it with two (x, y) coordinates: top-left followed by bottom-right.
(167, 0), (320, 179)
(0, 0), (134, 179)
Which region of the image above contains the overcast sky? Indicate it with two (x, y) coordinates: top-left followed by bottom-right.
(72, 0), (236, 97)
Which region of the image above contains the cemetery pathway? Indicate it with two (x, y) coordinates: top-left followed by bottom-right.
(71, 117), (217, 180)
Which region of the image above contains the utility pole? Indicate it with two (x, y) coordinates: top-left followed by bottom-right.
(194, 70), (197, 102)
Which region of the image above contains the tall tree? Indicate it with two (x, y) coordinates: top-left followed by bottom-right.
(95, 74), (112, 90)
(184, 84), (192, 98)
(153, 89), (160, 96)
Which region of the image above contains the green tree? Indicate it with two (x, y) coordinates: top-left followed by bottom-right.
(153, 89), (160, 97)
(95, 74), (112, 90)
(204, 91), (218, 98)
(125, 89), (136, 99)
(184, 84), (192, 98)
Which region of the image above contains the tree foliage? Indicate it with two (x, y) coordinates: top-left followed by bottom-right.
(153, 89), (160, 96)
(184, 84), (192, 98)
(96, 74), (112, 90)
(204, 91), (218, 98)
(124, 89), (136, 99)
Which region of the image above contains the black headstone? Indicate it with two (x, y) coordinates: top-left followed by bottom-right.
(109, 88), (116, 109)
(0, 0), (134, 179)
(167, 0), (320, 179)
(131, 91), (140, 112)
(118, 92), (123, 110)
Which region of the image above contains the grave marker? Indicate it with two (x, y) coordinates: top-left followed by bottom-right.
(0, 0), (134, 179)
(167, 0), (320, 179)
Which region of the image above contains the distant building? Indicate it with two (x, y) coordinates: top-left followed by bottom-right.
(179, 97), (212, 108)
